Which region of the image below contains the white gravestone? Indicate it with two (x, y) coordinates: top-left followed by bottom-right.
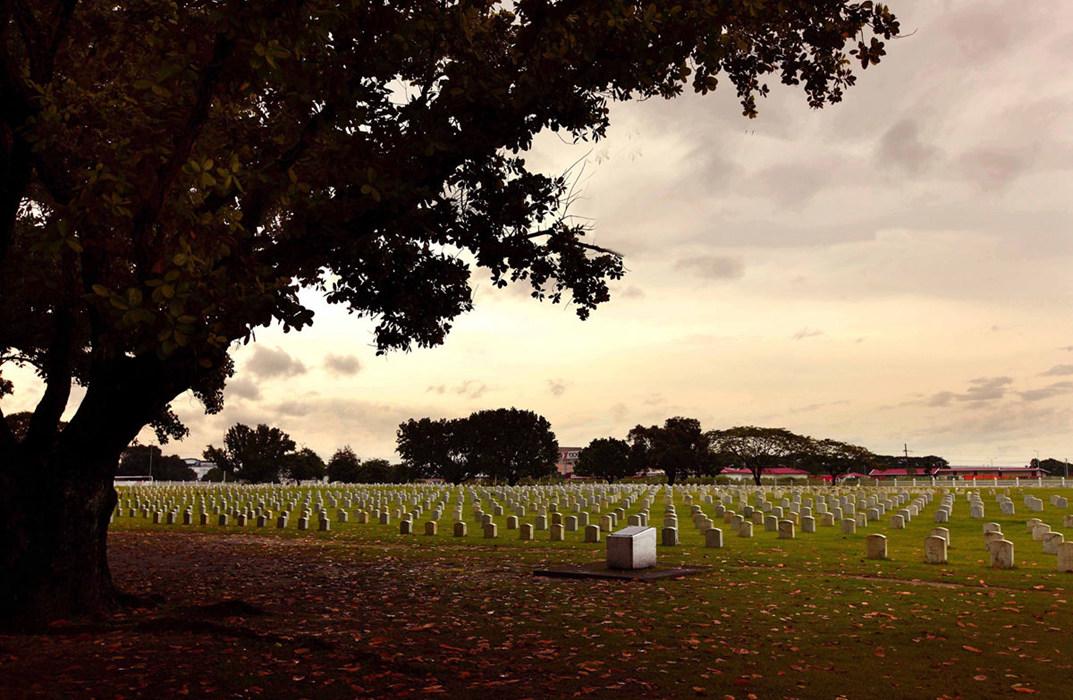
(607, 526), (657, 570)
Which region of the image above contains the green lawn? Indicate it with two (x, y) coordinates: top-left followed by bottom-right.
(101, 483), (1073, 698)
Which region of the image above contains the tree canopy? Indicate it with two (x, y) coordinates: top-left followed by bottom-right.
(0, 0), (900, 627)
(628, 417), (716, 485)
(396, 417), (475, 484)
(706, 426), (812, 485)
(203, 423), (296, 483)
(284, 447), (326, 482)
(398, 408), (558, 484)
(575, 437), (634, 483)
(326, 446), (362, 484)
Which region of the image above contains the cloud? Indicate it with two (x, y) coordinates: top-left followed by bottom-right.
(927, 376), (1012, 406)
(1041, 364), (1073, 377)
(245, 346), (307, 379)
(791, 327), (823, 341)
(226, 376), (262, 401)
(547, 379), (567, 397)
(426, 384), (446, 394)
(674, 256), (745, 281)
(876, 119), (939, 174)
(1020, 381), (1073, 402)
(960, 376), (1013, 402)
(957, 147), (1029, 191)
(274, 401), (312, 416)
(619, 285), (645, 299)
(324, 354), (362, 375)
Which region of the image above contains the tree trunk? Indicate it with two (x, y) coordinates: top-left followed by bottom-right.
(0, 452), (119, 630)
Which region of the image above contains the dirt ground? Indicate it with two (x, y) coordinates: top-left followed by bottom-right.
(2, 531), (1069, 699)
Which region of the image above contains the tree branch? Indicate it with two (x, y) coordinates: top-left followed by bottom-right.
(0, 402), (16, 453)
(131, 31), (235, 272)
(21, 305), (73, 452)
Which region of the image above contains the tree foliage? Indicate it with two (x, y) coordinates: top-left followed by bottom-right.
(628, 417), (716, 485)
(117, 444), (197, 481)
(203, 423), (296, 483)
(0, 0), (900, 627)
(575, 437), (634, 483)
(460, 408), (559, 485)
(326, 446), (362, 483)
(795, 437), (874, 483)
(398, 408), (558, 484)
(284, 447), (326, 482)
(396, 417), (474, 484)
(706, 426), (812, 485)
(0, 0), (900, 461)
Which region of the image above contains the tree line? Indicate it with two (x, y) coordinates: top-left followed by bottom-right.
(107, 412), (951, 487)
(574, 418), (948, 485)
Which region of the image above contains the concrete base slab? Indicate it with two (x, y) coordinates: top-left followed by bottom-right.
(533, 562), (709, 581)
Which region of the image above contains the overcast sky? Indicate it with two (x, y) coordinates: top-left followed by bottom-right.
(8, 0), (1073, 465)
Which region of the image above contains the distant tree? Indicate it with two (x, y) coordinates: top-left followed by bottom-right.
(153, 455), (198, 482)
(706, 426), (812, 486)
(796, 438), (874, 484)
(117, 444), (163, 477)
(201, 467), (226, 483)
(203, 423), (296, 483)
(326, 447), (362, 484)
(575, 437), (634, 483)
(3, 411), (66, 441)
(1032, 457), (1071, 477)
(284, 447), (326, 482)
(872, 454), (948, 475)
(396, 417), (474, 484)
(117, 444), (196, 480)
(465, 408), (558, 485)
(628, 417), (715, 485)
(357, 458), (394, 484)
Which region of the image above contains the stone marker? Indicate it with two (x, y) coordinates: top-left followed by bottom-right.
(607, 526), (657, 570)
(519, 523), (534, 541)
(662, 526), (679, 546)
(924, 535), (947, 564)
(424, 521), (437, 536)
(1058, 542), (1073, 572)
(1043, 531), (1064, 555)
(738, 521), (753, 538)
(584, 524), (601, 543)
(988, 539), (1015, 569)
(777, 520), (795, 540)
(866, 533), (888, 560)
(705, 528), (724, 548)
(550, 523), (565, 542)
(841, 518), (856, 535)
(930, 527), (950, 548)
(483, 522), (497, 539)
(453, 521), (467, 537)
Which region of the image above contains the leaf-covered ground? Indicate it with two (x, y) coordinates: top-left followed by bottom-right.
(3, 522), (1072, 699)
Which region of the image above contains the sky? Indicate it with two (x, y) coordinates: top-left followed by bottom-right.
(7, 0), (1073, 465)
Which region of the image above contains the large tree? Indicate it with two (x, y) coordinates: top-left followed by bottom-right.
(0, 0), (899, 626)
(796, 437), (874, 484)
(117, 443), (197, 481)
(628, 417), (716, 485)
(466, 408), (559, 485)
(706, 426), (812, 485)
(203, 423), (296, 484)
(575, 437), (634, 483)
(284, 446), (326, 482)
(326, 446), (362, 484)
(396, 417), (475, 484)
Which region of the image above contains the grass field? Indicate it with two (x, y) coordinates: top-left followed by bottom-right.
(5, 483), (1070, 698)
